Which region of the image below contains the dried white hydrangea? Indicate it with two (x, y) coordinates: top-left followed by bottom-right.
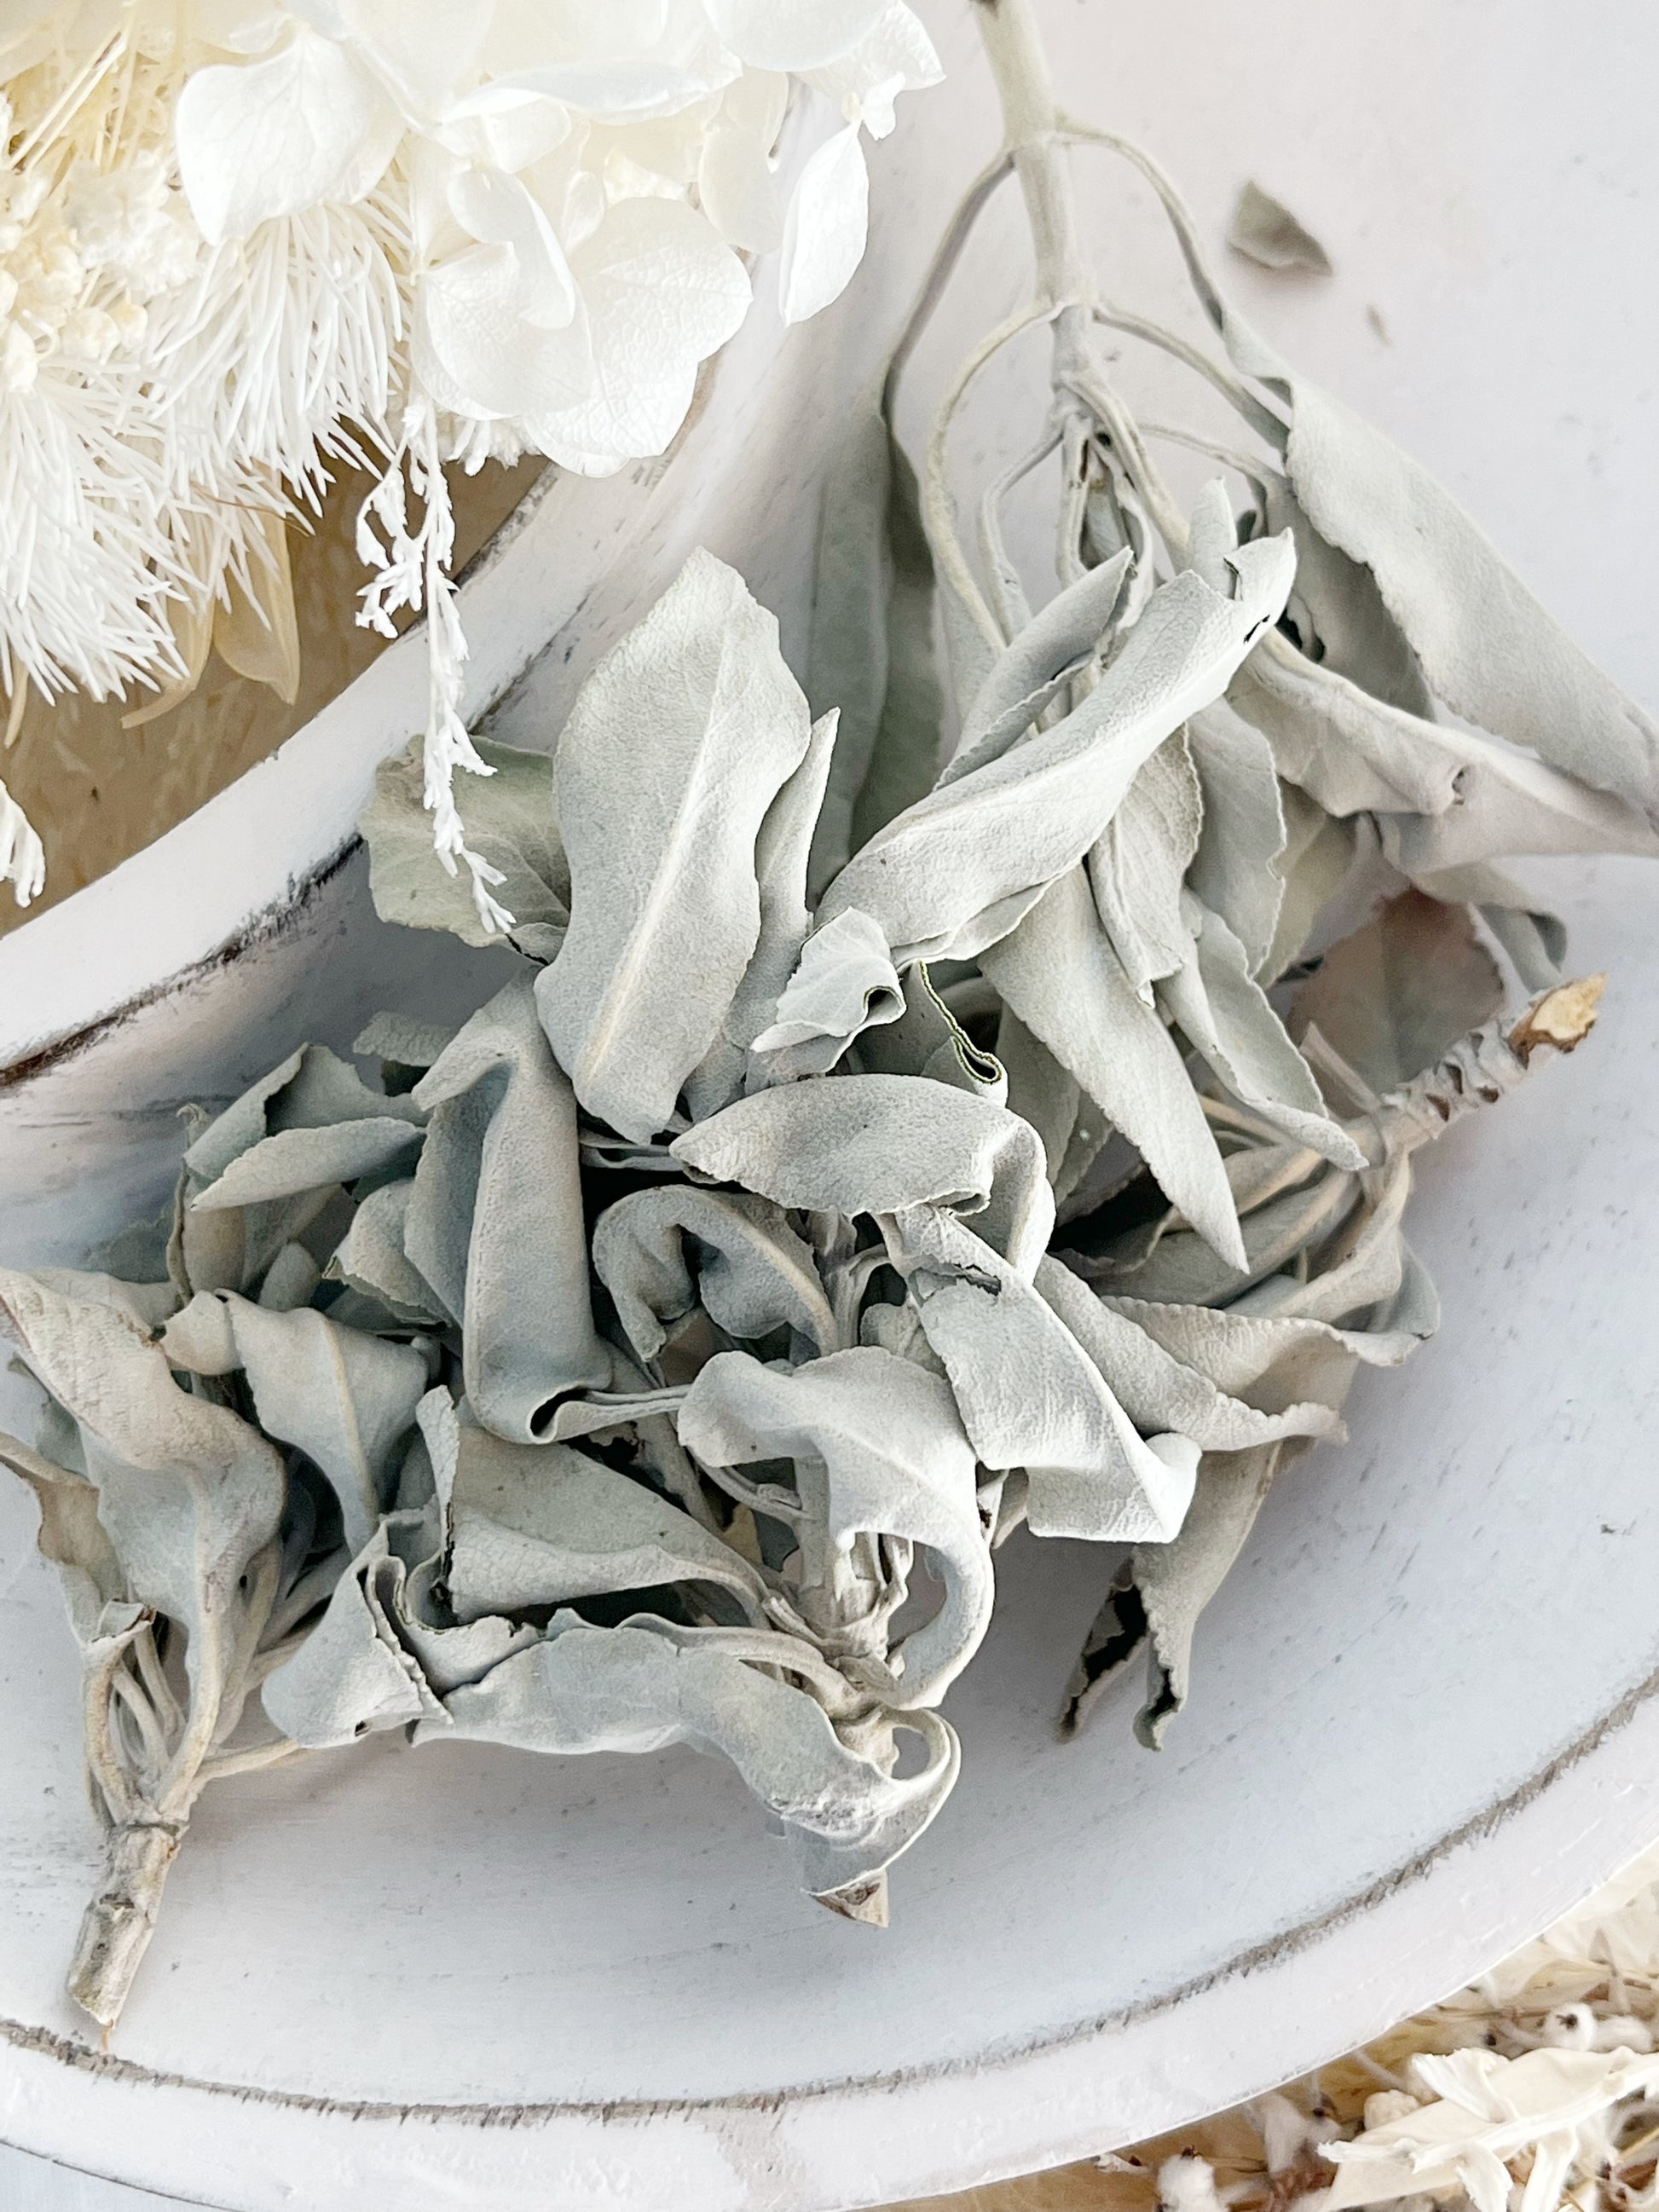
(0, 0), (941, 908)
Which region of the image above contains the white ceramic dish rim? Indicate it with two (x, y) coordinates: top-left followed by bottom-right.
(5, 1656), (1658, 2212)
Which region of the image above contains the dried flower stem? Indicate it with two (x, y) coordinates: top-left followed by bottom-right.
(67, 1816), (184, 2032)
(966, 0), (1191, 617)
(971, 0), (1091, 309)
(67, 1545), (302, 2029)
(1354, 978), (1605, 1169)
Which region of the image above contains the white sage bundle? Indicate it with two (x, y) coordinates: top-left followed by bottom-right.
(0, 0), (1647, 2036)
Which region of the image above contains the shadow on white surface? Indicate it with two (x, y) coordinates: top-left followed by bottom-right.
(0, 2143), (184, 2210)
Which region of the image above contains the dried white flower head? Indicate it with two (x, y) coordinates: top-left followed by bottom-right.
(0, 0), (942, 909)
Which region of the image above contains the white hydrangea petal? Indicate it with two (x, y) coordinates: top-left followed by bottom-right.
(448, 166), (577, 328)
(565, 0), (671, 46)
(723, 64), (791, 142)
(194, 1), (289, 56)
(402, 130), (465, 253)
(476, 0), (735, 118)
(852, 72), (904, 141)
(697, 93), (784, 252)
(561, 165), (608, 250)
(448, 98), (573, 176)
(803, 2), (942, 137)
(586, 106), (708, 198)
(523, 197), (749, 475)
(284, 0), (350, 37)
(468, 63), (702, 118)
(488, 0), (671, 68)
(461, 55), (731, 124)
(331, 0), (491, 122)
(175, 26), (399, 242)
(777, 122), (868, 326)
(701, 0), (885, 73)
(415, 243), (594, 420)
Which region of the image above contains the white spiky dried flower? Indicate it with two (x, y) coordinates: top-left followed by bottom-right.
(0, 0), (942, 914)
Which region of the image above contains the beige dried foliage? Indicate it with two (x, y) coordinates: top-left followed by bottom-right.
(1510, 974), (1606, 1060)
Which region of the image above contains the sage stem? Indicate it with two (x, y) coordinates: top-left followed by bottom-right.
(970, 0), (1090, 309)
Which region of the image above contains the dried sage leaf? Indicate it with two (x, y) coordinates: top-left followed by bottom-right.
(679, 1344), (993, 1706)
(942, 547), (1131, 783)
(818, 531), (1295, 967)
(362, 734), (569, 950)
(447, 1424), (767, 1624)
(690, 708), (842, 1112)
(592, 1186), (836, 1366)
(410, 977), (609, 1440)
(429, 1616), (961, 1901)
(1286, 380), (1659, 822)
(1291, 888), (1506, 1095)
(981, 866), (1249, 1268)
(1065, 1444), (1282, 1745)
(884, 1206), (1199, 1545)
(536, 548), (814, 1141)
(1087, 729), (1205, 997)
(672, 1073), (1054, 1274)
(1186, 702), (1288, 975)
(1227, 182), (1332, 275)
(162, 1291), (428, 1556)
(1159, 893), (1367, 1167)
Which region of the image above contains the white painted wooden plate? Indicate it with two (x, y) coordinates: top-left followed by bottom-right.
(3, 0), (1658, 2204)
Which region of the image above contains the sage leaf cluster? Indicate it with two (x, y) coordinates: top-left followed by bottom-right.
(1, 0), (1645, 2030)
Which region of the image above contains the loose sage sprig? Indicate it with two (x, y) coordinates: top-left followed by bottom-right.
(0, 1270), (317, 2030)
(0, 0), (1645, 2034)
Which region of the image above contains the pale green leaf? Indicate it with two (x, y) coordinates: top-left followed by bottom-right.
(536, 549), (814, 1140)
(361, 734), (568, 952)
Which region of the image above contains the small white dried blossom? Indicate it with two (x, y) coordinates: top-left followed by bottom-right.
(1159, 2151), (1229, 2212)
(0, 0), (942, 911)
(1362, 2092), (1424, 2132)
(63, 155), (199, 297)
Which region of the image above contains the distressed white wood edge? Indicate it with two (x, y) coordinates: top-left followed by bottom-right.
(0, 444), (721, 1065)
(0, 459), (568, 1064)
(3, 1678), (1657, 2212)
